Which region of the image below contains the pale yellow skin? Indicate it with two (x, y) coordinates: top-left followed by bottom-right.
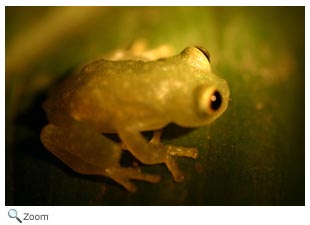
(41, 43), (230, 192)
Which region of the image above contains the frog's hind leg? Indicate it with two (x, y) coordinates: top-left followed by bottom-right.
(41, 123), (122, 174)
(40, 123), (159, 192)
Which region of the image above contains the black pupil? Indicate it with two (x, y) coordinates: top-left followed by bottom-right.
(210, 91), (222, 111)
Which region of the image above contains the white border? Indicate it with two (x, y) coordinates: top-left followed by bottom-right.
(1, 206), (310, 225)
(2, 2), (309, 225)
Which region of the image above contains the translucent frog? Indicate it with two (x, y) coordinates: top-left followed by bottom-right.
(40, 41), (230, 192)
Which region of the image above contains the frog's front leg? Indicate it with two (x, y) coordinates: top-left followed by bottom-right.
(118, 128), (198, 182)
(150, 129), (199, 158)
(119, 129), (163, 150)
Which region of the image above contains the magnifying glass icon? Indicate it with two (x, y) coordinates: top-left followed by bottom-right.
(8, 209), (22, 223)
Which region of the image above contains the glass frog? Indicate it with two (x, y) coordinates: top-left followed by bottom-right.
(40, 41), (230, 192)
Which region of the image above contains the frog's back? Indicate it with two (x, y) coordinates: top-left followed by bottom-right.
(43, 58), (159, 126)
(43, 59), (112, 119)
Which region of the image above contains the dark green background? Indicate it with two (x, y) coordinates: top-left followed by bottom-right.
(6, 6), (305, 205)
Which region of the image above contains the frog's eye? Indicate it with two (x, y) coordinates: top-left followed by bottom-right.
(210, 90), (222, 111)
(198, 86), (223, 115)
(195, 46), (211, 62)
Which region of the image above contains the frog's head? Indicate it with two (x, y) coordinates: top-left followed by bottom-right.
(173, 47), (230, 127)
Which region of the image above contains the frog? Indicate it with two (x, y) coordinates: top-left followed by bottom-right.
(40, 41), (230, 192)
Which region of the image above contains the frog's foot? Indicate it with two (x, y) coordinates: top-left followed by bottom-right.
(149, 130), (198, 159)
(165, 156), (185, 182)
(118, 129), (199, 184)
(164, 145), (198, 182)
(129, 39), (174, 60)
(166, 145), (198, 159)
(105, 166), (160, 192)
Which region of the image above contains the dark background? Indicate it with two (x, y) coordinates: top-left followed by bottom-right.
(6, 6), (305, 205)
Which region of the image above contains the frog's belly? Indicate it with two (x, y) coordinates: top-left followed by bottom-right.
(72, 114), (166, 134)
(69, 101), (166, 133)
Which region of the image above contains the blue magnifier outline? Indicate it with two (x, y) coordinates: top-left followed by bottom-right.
(8, 209), (22, 223)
